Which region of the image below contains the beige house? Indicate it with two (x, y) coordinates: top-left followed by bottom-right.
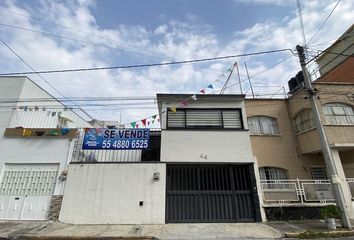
(245, 24), (354, 219)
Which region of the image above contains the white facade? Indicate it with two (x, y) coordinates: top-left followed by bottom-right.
(0, 76), (91, 220)
(59, 163), (166, 224)
(158, 94), (254, 164)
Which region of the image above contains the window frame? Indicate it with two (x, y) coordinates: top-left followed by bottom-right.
(323, 102), (354, 125)
(293, 108), (315, 134)
(248, 115), (280, 135)
(259, 167), (289, 181)
(166, 108), (244, 130)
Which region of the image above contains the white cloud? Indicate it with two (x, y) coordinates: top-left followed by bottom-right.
(0, 0), (353, 124)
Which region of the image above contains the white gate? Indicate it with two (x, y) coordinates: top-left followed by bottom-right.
(0, 164), (58, 220)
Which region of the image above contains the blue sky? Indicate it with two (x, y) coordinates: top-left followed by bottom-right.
(0, 0), (353, 125)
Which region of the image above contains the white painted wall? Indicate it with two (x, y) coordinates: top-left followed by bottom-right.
(158, 94), (254, 163)
(161, 130), (254, 163)
(59, 163), (166, 224)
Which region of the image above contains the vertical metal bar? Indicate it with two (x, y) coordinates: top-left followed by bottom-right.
(244, 62), (255, 98)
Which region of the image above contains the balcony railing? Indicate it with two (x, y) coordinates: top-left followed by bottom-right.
(9, 106), (91, 129)
(260, 179), (335, 206)
(71, 129), (161, 163)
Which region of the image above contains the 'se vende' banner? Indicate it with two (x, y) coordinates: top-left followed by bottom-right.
(82, 128), (150, 150)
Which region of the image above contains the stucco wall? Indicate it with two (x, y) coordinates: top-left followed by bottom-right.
(288, 83), (354, 154)
(59, 163), (166, 224)
(245, 99), (311, 179)
(161, 130), (253, 163)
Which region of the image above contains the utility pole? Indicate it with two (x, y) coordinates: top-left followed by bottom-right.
(296, 45), (352, 229)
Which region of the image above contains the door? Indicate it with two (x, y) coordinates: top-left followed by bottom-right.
(166, 164), (260, 223)
(0, 164), (58, 220)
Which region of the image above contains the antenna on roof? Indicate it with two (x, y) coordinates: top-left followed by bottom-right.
(220, 62), (237, 94)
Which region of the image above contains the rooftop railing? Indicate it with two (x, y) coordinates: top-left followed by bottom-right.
(8, 106), (91, 129)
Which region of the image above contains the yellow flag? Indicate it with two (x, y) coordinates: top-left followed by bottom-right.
(170, 107), (177, 112)
(22, 129), (33, 137)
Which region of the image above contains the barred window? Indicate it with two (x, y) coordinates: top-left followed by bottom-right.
(294, 109), (315, 134)
(248, 116), (279, 135)
(167, 109), (242, 129)
(323, 103), (354, 125)
(259, 167), (289, 180)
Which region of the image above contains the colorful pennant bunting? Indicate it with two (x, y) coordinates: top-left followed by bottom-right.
(22, 129), (33, 137)
(207, 84), (214, 89)
(130, 122), (136, 128)
(141, 119), (147, 126)
(181, 100), (188, 106)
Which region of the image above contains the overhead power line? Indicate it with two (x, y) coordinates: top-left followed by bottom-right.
(306, 0), (341, 46)
(0, 48), (294, 76)
(0, 38), (96, 121)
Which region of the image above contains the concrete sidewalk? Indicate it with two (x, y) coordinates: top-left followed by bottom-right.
(2, 220), (354, 239)
(0, 221), (282, 239)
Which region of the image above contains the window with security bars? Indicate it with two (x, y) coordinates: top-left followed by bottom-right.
(294, 109), (315, 134)
(167, 109), (242, 129)
(248, 116), (279, 135)
(310, 167), (328, 180)
(323, 103), (354, 125)
(0, 170), (58, 195)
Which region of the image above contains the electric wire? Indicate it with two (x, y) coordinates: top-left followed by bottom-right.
(0, 37), (96, 122)
(306, 0), (341, 46)
(0, 48), (294, 76)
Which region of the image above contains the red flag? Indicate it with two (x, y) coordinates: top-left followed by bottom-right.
(141, 119), (147, 126)
(200, 89), (205, 94)
(136, 124), (139, 128)
(181, 100), (188, 106)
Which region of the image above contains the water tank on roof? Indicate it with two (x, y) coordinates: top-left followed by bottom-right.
(288, 71), (305, 94)
(288, 77), (298, 93)
(296, 71), (304, 84)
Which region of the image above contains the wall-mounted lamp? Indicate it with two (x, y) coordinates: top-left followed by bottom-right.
(153, 172), (160, 181)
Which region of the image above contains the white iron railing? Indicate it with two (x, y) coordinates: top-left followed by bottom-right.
(346, 178), (354, 200)
(260, 179), (335, 206)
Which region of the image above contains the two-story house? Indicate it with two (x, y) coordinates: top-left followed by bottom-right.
(0, 76), (92, 221)
(58, 93), (263, 224)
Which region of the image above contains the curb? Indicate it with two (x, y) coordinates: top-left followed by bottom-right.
(285, 230), (354, 238)
(0, 236), (158, 240)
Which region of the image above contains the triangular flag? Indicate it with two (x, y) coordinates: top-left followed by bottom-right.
(130, 122), (136, 128)
(191, 94), (197, 101)
(227, 68), (232, 72)
(181, 100), (188, 106)
(170, 107), (177, 112)
(207, 84), (214, 89)
(152, 115), (157, 119)
(141, 119), (147, 126)
(136, 124), (139, 128)
(147, 121), (150, 126)
(199, 89), (205, 94)
(152, 120), (155, 124)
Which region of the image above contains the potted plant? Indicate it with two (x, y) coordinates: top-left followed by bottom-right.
(320, 205), (342, 230)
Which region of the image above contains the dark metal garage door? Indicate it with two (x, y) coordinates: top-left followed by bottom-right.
(166, 164), (260, 223)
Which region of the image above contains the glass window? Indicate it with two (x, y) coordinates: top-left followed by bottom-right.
(323, 103), (354, 125)
(167, 109), (242, 129)
(293, 109), (315, 134)
(259, 167), (289, 180)
(248, 116), (279, 135)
